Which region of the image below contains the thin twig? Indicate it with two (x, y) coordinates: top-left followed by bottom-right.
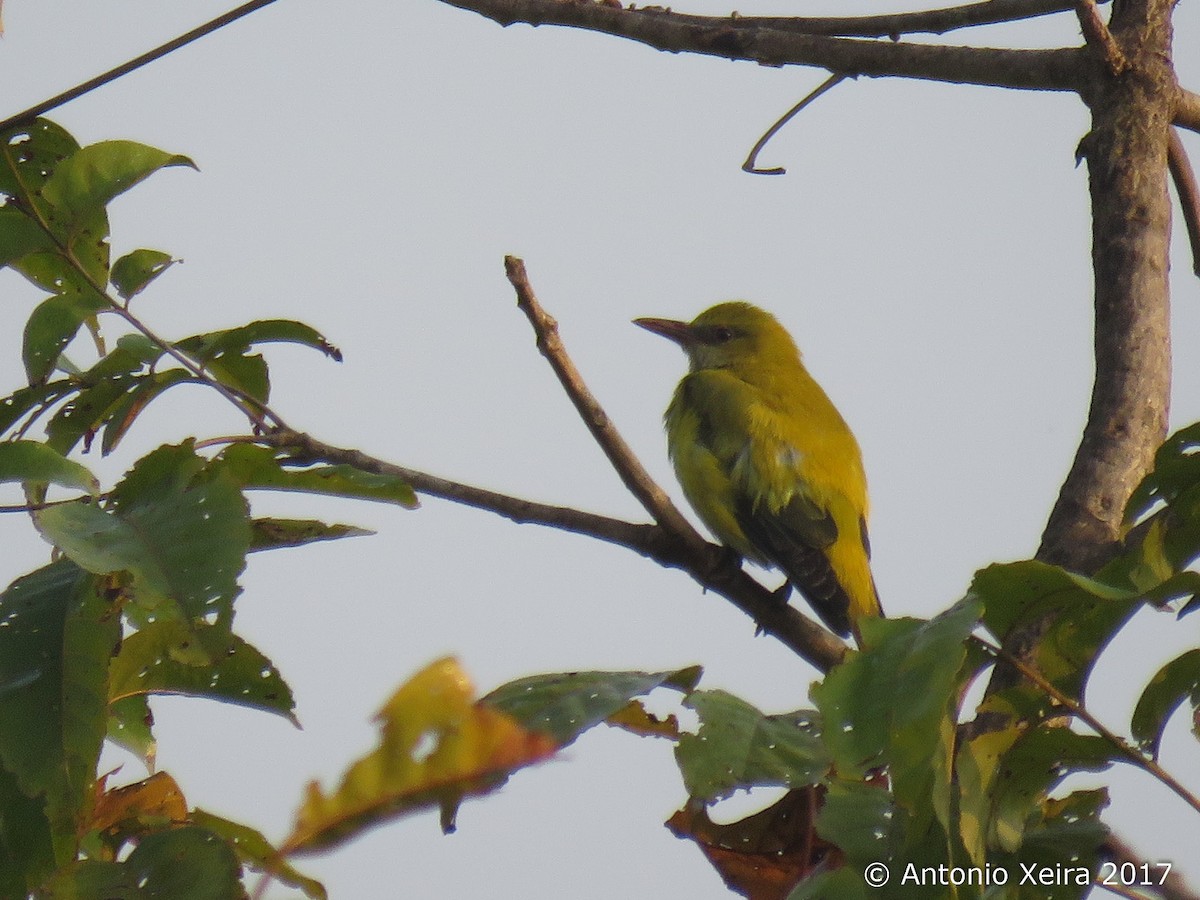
(974, 636), (1200, 818)
(503, 257), (702, 546)
(1168, 129), (1200, 278)
(1073, 0), (1128, 74)
(0, 0), (282, 134)
(0, 494), (98, 514)
(743, 74), (845, 175)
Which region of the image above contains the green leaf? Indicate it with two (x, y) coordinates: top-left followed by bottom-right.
(0, 764), (55, 897)
(40, 141), (195, 226)
(0, 118), (80, 201)
(107, 694), (156, 768)
(989, 727), (1114, 853)
(191, 810), (326, 900)
(248, 517), (374, 551)
(0, 205), (53, 267)
(45, 373), (140, 454)
(111, 248), (175, 300)
(35, 443), (250, 622)
(0, 561), (118, 859)
(0, 380), (73, 436)
(675, 691), (828, 802)
(98, 368), (195, 455)
(0, 439), (98, 492)
(59, 825), (247, 900)
(814, 778), (898, 869)
(1125, 422), (1200, 524)
(22, 290), (108, 384)
(1130, 648), (1200, 758)
(483, 667), (702, 746)
(787, 866), (870, 900)
(109, 621), (297, 725)
(219, 442), (418, 509)
(178, 319), (342, 363)
(972, 561), (1140, 701)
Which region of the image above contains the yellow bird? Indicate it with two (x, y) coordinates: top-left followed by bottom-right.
(635, 302), (880, 639)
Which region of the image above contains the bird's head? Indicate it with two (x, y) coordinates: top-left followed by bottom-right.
(634, 301), (800, 373)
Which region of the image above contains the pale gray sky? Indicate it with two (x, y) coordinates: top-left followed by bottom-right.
(1, 1), (1198, 896)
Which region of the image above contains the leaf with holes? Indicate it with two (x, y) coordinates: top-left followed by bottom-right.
(35, 443), (249, 622)
(108, 620), (296, 725)
(285, 657), (558, 855)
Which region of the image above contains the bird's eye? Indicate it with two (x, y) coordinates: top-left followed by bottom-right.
(712, 326), (734, 343)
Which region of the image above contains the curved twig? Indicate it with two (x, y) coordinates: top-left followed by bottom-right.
(742, 74), (846, 175)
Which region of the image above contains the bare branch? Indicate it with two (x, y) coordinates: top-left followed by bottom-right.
(262, 429), (846, 672)
(436, 0), (1087, 93)
(1169, 129), (1200, 278)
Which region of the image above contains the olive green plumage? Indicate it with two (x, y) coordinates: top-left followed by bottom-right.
(635, 301), (881, 639)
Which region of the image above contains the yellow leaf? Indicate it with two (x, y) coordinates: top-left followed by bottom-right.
(92, 771), (189, 836)
(284, 657), (557, 855)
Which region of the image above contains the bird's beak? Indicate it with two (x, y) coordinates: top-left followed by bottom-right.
(633, 317), (693, 347)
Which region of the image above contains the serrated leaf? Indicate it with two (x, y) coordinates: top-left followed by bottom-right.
(111, 248), (174, 300)
(109, 620), (296, 725)
(1130, 648), (1200, 758)
(22, 290), (108, 384)
(285, 657), (558, 855)
(483, 667), (701, 746)
(676, 691), (828, 802)
(40, 141), (195, 226)
(58, 825), (246, 900)
(0, 439), (98, 492)
(248, 517), (374, 552)
(191, 810), (326, 900)
(219, 442), (417, 509)
(35, 443), (250, 621)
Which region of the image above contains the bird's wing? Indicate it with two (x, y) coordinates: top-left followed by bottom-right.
(734, 493), (854, 637)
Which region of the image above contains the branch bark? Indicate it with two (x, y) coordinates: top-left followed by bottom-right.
(436, 0), (1087, 92)
(265, 428), (846, 671)
(1038, 0), (1174, 571)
